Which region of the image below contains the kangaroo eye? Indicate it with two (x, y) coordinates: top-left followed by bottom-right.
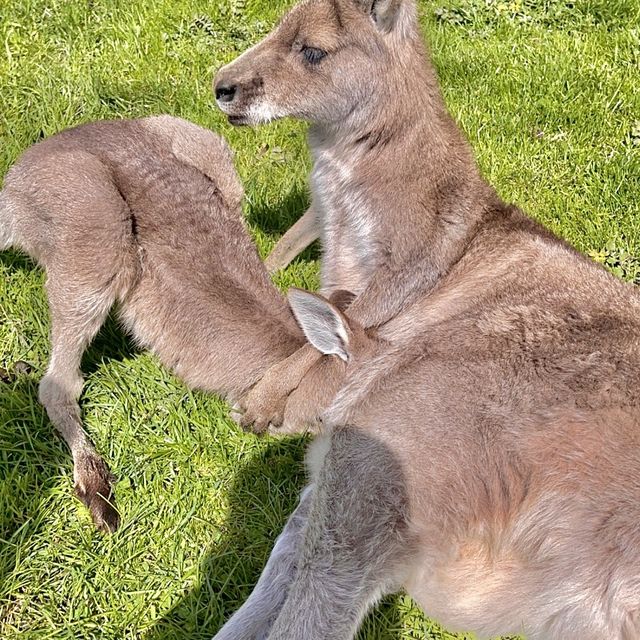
(302, 46), (328, 65)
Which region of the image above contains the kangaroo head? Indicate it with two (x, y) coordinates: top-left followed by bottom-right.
(287, 287), (378, 364)
(214, 0), (420, 127)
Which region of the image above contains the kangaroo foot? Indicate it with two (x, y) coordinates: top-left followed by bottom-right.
(74, 453), (120, 532)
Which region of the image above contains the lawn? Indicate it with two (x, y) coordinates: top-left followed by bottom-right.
(0, 0), (638, 638)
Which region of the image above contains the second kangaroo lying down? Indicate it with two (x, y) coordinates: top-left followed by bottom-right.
(0, 116), (304, 531)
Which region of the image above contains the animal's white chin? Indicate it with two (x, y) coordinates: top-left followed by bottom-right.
(217, 100), (283, 127)
(245, 101), (280, 125)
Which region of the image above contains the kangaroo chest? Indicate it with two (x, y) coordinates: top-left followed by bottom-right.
(310, 146), (378, 296)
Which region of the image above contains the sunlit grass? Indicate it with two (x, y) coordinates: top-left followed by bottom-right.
(1, 0), (638, 638)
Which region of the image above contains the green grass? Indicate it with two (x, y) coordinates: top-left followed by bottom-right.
(0, 0), (638, 638)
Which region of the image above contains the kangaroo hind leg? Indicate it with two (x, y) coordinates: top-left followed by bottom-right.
(142, 115), (244, 211)
(267, 428), (414, 640)
(212, 486), (314, 640)
(37, 156), (138, 532)
(39, 269), (123, 531)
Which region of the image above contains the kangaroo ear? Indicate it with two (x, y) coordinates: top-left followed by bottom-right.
(328, 289), (356, 312)
(354, 0), (406, 33)
(288, 288), (351, 361)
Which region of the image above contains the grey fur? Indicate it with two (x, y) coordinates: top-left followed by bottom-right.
(214, 0), (507, 430)
(1, 115), (303, 531)
(217, 276), (640, 639)
(211, 0), (640, 636)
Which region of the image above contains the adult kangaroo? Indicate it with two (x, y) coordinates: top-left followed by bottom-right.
(214, 0), (506, 430)
(213, 217), (640, 639)
(210, 0), (640, 636)
(0, 116), (304, 531)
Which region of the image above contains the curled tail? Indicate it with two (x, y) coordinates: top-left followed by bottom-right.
(0, 190), (17, 250)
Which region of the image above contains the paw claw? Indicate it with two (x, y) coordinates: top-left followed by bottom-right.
(239, 406), (285, 435)
(239, 412), (268, 435)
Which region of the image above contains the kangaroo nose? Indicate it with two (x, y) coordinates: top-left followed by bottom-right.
(215, 83), (237, 104)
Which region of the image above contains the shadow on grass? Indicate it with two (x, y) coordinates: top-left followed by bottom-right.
(0, 376), (65, 589)
(144, 436), (410, 640)
(82, 311), (141, 378)
(144, 437), (307, 640)
(246, 187), (308, 236)
(0, 249), (34, 272)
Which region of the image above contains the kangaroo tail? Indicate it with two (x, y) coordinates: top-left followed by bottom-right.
(0, 190), (16, 250)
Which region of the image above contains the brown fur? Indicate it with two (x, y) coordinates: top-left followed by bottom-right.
(214, 0), (509, 428)
(209, 0), (640, 637)
(0, 115), (303, 531)
(215, 258), (640, 638)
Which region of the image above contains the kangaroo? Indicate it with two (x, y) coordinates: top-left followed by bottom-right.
(210, 2), (640, 635)
(213, 199), (640, 640)
(213, 0), (508, 430)
(0, 115), (304, 532)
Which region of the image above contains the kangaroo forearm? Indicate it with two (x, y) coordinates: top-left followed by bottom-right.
(239, 343), (322, 432)
(258, 343), (319, 398)
(265, 207), (320, 273)
(279, 355), (347, 434)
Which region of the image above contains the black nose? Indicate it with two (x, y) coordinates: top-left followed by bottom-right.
(215, 83), (237, 104)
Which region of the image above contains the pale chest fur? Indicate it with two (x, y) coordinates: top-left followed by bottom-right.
(310, 144), (378, 296)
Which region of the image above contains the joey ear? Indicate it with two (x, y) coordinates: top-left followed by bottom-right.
(288, 288), (351, 361)
(353, 0), (405, 33)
